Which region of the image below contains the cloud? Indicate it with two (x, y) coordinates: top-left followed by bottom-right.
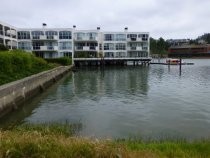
(0, 0), (210, 39)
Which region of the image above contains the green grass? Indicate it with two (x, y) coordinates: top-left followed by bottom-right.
(45, 57), (72, 66)
(0, 50), (55, 85)
(1, 124), (210, 158)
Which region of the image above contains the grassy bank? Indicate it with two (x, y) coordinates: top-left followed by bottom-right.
(0, 124), (210, 158)
(0, 50), (72, 86)
(0, 50), (53, 85)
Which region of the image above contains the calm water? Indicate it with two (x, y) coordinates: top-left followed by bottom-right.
(1, 59), (210, 140)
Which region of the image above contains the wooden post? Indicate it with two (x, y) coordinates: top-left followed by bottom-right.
(179, 58), (182, 76)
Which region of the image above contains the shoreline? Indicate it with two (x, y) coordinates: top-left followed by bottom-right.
(1, 124), (209, 158)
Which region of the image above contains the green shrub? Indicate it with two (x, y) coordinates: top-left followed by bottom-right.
(0, 44), (9, 51)
(45, 57), (72, 66)
(0, 50), (53, 85)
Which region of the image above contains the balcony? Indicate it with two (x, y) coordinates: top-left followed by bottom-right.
(6, 30), (16, 36)
(33, 46), (58, 51)
(75, 37), (98, 41)
(7, 41), (17, 47)
(127, 37), (144, 42)
(32, 35), (58, 40)
(75, 46), (98, 51)
(127, 47), (142, 51)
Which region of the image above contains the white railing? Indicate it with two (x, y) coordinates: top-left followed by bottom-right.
(127, 47), (142, 51)
(33, 35), (58, 40)
(75, 46), (98, 51)
(6, 30), (16, 36)
(75, 37), (98, 41)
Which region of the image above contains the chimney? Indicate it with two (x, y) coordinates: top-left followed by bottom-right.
(42, 23), (47, 28)
(124, 27), (128, 32)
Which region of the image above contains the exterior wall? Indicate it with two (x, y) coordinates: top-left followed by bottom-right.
(17, 28), (74, 61)
(73, 30), (101, 58)
(0, 66), (72, 118)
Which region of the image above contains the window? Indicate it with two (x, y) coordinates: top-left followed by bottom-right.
(127, 34), (137, 38)
(76, 32), (85, 40)
(104, 34), (114, 41)
(143, 47), (148, 50)
(18, 41), (31, 50)
(142, 34), (149, 41)
(18, 31), (31, 39)
(104, 43), (114, 50)
(32, 41), (44, 50)
(116, 52), (126, 57)
(59, 42), (72, 50)
(59, 31), (72, 39)
(99, 44), (102, 50)
(104, 52), (114, 57)
(87, 32), (97, 40)
(62, 52), (72, 57)
(115, 34), (126, 41)
(0, 25), (3, 35)
(0, 38), (3, 44)
(116, 43), (126, 50)
(32, 31), (44, 39)
(46, 31), (57, 39)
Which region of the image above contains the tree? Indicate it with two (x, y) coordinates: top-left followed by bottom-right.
(150, 37), (169, 57)
(150, 37), (157, 54)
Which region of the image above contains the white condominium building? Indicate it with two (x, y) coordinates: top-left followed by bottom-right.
(0, 21), (150, 61)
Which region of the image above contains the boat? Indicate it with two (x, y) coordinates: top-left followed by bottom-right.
(166, 58), (180, 65)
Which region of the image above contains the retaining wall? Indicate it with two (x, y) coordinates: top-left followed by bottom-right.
(0, 66), (72, 118)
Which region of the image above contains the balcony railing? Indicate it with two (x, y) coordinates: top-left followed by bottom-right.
(127, 47), (143, 51)
(75, 46), (98, 51)
(75, 37), (98, 41)
(6, 30), (16, 36)
(32, 46), (58, 51)
(32, 35), (58, 40)
(127, 37), (144, 42)
(59, 46), (72, 50)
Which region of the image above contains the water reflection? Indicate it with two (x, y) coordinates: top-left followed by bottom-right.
(72, 67), (149, 98)
(1, 61), (210, 140)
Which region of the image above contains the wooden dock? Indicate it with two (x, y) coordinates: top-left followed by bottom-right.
(74, 57), (152, 67)
(150, 62), (194, 65)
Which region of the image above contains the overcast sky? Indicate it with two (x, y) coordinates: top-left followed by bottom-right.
(1, 0), (210, 39)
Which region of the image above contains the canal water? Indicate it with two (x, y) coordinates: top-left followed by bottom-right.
(1, 59), (210, 140)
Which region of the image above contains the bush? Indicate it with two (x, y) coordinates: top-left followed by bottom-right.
(0, 50), (53, 85)
(0, 44), (9, 51)
(45, 57), (72, 66)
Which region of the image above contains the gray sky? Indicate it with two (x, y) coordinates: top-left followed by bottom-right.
(1, 0), (210, 39)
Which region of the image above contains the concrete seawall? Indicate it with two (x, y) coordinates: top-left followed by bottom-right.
(0, 66), (72, 118)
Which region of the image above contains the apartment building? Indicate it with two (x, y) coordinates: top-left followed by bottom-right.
(0, 21), (150, 61)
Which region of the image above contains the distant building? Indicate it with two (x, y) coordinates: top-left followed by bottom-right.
(0, 21), (150, 62)
(168, 44), (210, 57)
(166, 39), (190, 46)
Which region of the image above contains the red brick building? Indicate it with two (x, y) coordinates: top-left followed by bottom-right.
(168, 44), (210, 57)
